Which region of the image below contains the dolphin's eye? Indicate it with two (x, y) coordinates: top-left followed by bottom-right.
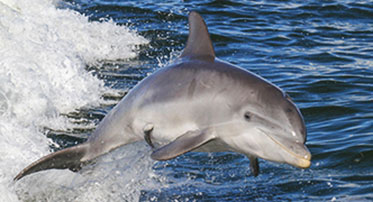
(244, 112), (251, 121)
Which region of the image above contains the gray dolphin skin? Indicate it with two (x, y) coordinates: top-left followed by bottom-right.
(14, 11), (311, 181)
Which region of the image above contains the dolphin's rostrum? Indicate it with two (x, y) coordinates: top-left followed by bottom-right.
(14, 12), (311, 181)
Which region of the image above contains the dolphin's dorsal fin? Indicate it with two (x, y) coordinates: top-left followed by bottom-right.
(180, 11), (215, 60)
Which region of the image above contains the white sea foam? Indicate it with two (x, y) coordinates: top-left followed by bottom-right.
(0, 0), (148, 201)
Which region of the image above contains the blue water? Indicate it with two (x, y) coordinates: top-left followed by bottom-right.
(40, 0), (373, 201)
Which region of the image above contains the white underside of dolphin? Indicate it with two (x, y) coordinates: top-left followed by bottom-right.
(14, 11), (311, 181)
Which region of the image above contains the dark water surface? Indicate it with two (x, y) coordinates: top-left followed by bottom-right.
(60, 0), (372, 201)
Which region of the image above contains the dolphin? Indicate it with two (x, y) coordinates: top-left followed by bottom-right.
(14, 11), (311, 181)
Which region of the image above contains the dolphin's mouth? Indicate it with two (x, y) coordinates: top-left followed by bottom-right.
(259, 129), (311, 168)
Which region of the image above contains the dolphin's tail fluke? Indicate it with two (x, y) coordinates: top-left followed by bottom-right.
(14, 143), (89, 181)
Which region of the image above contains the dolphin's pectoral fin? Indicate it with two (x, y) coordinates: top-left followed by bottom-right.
(143, 124), (154, 148)
(14, 143), (89, 181)
(144, 131), (154, 148)
(151, 129), (215, 161)
(68, 162), (83, 172)
(248, 155), (260, 177)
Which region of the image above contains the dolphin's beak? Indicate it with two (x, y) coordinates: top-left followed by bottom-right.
(296, 155), (311, 168)
(260, 129), (311, 168)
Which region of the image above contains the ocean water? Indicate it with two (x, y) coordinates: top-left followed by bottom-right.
(2, 0), (372, 201)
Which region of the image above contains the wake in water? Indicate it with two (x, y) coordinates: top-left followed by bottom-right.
(0, 0), (148, 201)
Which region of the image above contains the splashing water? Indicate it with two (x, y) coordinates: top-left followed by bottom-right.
(0, 0), (148, 201)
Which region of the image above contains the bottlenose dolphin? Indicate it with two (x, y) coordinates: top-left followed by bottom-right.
(14, 11), (311, 181)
